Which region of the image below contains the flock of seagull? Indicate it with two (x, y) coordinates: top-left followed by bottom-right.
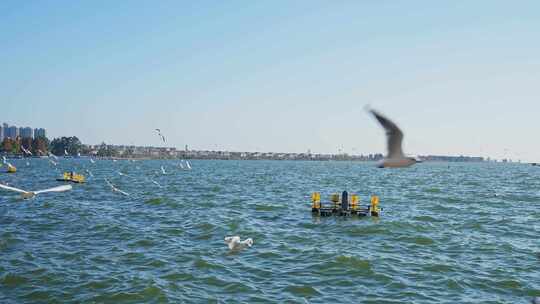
(2, 153), (253, 251)
(0, 109), (415, 251)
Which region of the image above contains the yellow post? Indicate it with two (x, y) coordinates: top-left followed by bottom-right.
(351, 194), (359, 210)
(311, 192), (321, 209)
(331, 193), (339, 209)
(370, 195), (380, 215)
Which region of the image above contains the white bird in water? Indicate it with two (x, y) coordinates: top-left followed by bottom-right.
(224, 236), (253, 251)
(90, 158), (96, 164)
(104, 178), (130, 196)
(0, 183), (72, 199)
(186, 161), (192, 170)
(367, 107), (418, 168)
(161, 166), (167, 174)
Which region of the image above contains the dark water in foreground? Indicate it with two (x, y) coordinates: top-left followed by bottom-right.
(1, 159), (539, 303)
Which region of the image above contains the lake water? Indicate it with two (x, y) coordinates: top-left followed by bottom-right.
(1, 159), (539, 303)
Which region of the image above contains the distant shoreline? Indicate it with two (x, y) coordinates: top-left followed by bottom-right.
(2, 153), (494, 163)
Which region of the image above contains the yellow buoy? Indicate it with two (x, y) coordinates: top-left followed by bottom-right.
(7, 164), (16, 173)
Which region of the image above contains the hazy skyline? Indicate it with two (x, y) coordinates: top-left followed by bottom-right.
(2, 1), (539, 161)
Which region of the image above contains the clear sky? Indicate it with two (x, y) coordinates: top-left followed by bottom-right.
(2, 1), (539, 161)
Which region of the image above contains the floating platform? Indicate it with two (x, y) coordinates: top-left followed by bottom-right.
(311, 191), (381, 217)
(57, 172), (85, 183)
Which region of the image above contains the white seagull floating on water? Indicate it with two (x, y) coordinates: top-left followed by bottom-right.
(224, 236), (253, 251)
(367, 107), (418, 168)
(0, 183), (72, 199)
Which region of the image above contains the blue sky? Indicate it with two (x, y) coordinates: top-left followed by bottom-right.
(1, 1), (539, 161)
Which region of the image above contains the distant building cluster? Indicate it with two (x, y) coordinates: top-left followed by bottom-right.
(0, 122), (46, 141)
(81, 144), (487, 162)
(82, 144), (387, 161)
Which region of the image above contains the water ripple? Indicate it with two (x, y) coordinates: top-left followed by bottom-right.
(1, 160), (539, 303)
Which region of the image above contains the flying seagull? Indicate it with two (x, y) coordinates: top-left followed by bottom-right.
(151, 179), (162, 188)
(21, 147), (33, 156)
(224, 236), (253, 251)
(155, 129), (166, 142)
(104, 178), (130, 196)
(367, 107), (418, 168)
(48, 152), (59, 160)
(0, 183), (72, 199)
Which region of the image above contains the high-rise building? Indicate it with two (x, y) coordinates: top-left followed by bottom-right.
(2, 123), (7, 141)
(34, 128), (46, 138)
(20, 127), (33, 139)
(6, 126), (19, 139)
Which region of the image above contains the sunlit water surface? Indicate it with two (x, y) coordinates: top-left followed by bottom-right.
(1, 159), (539, 303)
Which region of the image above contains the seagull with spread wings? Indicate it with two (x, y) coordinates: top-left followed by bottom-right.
(155, 129), (166, 142)
(104, 178), (130, 196)
(0, 184), (72, 199)
(367, 107), (418, 168)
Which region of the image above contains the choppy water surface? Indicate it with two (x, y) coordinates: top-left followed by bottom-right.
(1, 159), (539, 303)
